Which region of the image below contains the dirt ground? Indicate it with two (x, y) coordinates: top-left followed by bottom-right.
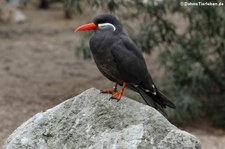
(0, 4), (225, 148)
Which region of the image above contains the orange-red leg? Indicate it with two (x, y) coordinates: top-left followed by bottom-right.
(101, 82), (118, 94)
(110, 82), (127, 101)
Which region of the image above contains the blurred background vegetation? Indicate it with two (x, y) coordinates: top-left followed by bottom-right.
(64, 0), (225, 128)
(1, 0), (224, 128)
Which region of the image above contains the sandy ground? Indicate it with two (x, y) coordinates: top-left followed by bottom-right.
(0, 5), (225, 148)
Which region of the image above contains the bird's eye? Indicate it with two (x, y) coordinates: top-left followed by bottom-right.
(98, 23), (116, 31)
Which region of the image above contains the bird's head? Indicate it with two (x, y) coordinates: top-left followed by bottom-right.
(75, 14), (122, 33)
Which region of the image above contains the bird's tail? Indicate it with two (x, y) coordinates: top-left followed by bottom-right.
(156, 90), (176, 109)
(135, 87), (176, 112)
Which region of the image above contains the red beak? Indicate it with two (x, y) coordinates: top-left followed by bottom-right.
(74, 23), (97, 32)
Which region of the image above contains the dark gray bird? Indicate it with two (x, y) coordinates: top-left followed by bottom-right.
(75, 14), (176, 111)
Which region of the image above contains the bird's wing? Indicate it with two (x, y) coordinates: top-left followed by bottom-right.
(111, 35), (176, 109)
(110, 35), (156, 93)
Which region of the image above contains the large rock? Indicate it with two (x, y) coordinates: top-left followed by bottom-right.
(3, 88), (201, 149)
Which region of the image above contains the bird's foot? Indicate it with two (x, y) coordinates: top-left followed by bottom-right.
(100, 82), (118, 95)
(110, 90), (123, 101)
(101, 89), (117, 95)
(102, 82), (126, 102)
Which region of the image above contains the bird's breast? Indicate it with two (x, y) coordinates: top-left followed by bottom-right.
(90, 34), (123, 83)
(93, 51), (122, 82)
